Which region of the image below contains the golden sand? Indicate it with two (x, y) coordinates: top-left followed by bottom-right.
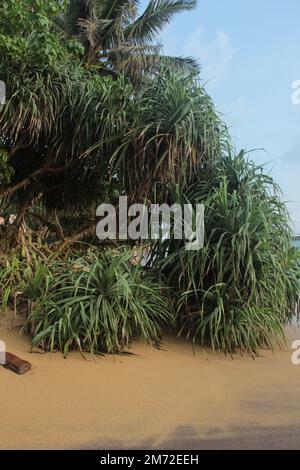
(1, 320), (300, 449)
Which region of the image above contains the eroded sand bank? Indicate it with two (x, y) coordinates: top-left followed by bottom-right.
(1, 321), (300, 450)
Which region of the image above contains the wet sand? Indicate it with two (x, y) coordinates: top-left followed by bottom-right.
(1, 321), (300, 450)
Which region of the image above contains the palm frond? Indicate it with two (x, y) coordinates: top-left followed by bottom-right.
(125, 0), (197, 43)
(61, 0), (198, 77)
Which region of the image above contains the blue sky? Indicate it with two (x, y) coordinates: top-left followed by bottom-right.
(141, 0), (300, 233)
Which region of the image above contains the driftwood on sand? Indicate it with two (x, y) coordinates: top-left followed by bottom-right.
(3, 352), (31, 375)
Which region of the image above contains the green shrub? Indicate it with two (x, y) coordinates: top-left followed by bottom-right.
(26, 249), (171, 356)
(0, 234), (56, 312)
(150, 151), (300, 353)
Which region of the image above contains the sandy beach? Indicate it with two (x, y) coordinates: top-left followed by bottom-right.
(1, 319), (300, 450)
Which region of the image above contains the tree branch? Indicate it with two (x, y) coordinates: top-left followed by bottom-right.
(28, 212), (65, 240)
(0, 166), (68, 199)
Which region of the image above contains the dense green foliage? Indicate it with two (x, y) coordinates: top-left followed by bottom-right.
(0, 0), (80, 66)
(0, 1), (218, 233)
(113, 68), (227, 200)
(26, 250), (170, 356)
(0, 0), (299, 355)
(150, 152), (300, 352)
(0, 232), (57, 312)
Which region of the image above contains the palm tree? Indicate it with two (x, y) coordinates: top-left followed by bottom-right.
(61, 0), (199, 78)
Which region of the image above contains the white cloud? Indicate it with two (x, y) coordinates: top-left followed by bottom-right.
(223, 98), (249, 127)
(282, 132), (300, 164)
(182, 27), (235, 87)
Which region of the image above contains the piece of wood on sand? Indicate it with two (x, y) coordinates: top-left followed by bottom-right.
(3, 352), (32, 375)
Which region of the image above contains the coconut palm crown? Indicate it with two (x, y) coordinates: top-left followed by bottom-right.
(60, 0), (199, 78)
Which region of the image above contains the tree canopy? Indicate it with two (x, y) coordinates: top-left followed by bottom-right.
(60, 0), (199, 77)
(0, 1), (299, 354)
(0, 0), (224, 243)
